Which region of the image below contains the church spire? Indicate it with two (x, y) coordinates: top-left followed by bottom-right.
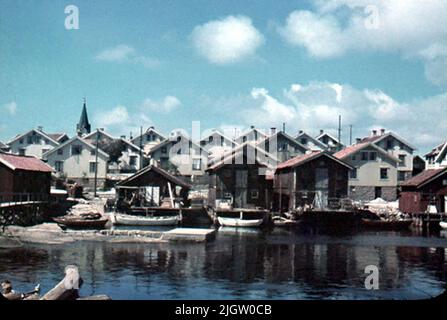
(77, 98), (91, 136)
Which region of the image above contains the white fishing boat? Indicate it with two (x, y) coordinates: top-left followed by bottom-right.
(113, 213), (180, 226)
(439, 221), (447, 229)
(217, 216), (264, 227)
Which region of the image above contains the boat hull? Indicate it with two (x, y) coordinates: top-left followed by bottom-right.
(113, 213), (180, 226)
(53, 217), (109, 230)
(440, 221), (447, 229)
(217, 216), (264, 228)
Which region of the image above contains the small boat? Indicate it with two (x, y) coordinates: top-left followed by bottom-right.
(113, 213), (180, 226)
(361, 218), (413, 230)
(53, 215), (109, 230)
(439, 221), (447, 229)
(217, 216), (264, 228)
(272, 216), (301, 227)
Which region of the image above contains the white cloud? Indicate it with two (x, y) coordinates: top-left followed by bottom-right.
(191, 15), (264, 64)
(206, 82), (447, 152)
(95, 44), (161, 68)
(278, 1), (447, 86)
(140, 96), (181, 113)
(97, 105), (130, 127)
(2, 101), (17, 115)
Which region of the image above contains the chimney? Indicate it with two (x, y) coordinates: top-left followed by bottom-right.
(372, 130), (377, 136)
(270, 127), (277, 135)
(37, 126), (43, 132)
(380, 128), (385, 135)
(299, 130), (303, 134)
(149, 126), (155, 130)
(320, 129), (324, 135)
(250, 125), (255, 130)
(356, 138), (362, 144)
(120, 135), (126, 139)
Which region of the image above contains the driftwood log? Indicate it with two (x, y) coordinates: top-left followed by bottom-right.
(41, 265), (83, 300)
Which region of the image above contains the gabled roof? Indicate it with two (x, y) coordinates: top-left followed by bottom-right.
(207, 142), (278, 171)
(7, 129), (60, 146)
(148, 134), (208, 155)
(0, 152), (53, 172)
(361, 131), (416, 151)
(46, 133), (69, 142)
(316, 132), (343, 146)
(199, 130), (237, 145)
(425, 141), (446, 158)
(401, 168), (447, 188)
(235, 127), (268, 142)
(0, 141), (9, 149)
(294, 132), (327, 150)
(116, 165), (192, 189)
(257, 131), (309, 153)
(131, 127), (167, 144)
(333, 142), (400, 163)
(83, 129), (116, 141)
(276, 151), (353, 171)
(42, 136), (109, 159)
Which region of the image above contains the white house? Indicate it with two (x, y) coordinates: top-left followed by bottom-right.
(7, 128), (68, 159)
(295, 131), (327, 151)
(234, 126), (268, 145)
(43, 136), (109, 188)
(199, 129), (238, 162)
(130, 126), (166, 154)
(316, 130), (344, 151)
(425, 140), (447, 169)
(256, 130), (309, 163)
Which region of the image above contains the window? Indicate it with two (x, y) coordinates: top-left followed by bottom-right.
(361, 151), (368, 161)
(351, 155), (357, 161)
(146, 135), (151, 142)
(300, 138), (307, 145)
(19, 139), (23, 144)
(251, 190), (259, 199)
(242, 136), (247, 143)
(71, 145), (82, 155)
(129, 156), (137, 166)
(386, 140), (393, 149)
(90, 149), (96, 156)
(192, 159), (201, 171)
(209, 136), (214, 143)
(27, 136), (32, 144)
(369, 152), (377, 161)
(398, 171), (406, 181)
(44, 139), (49, 145)
(19, 148), (25, 156)
(57, 149), (63, 155)
(55, 161), (64, 172)
(380, 168), (389, 180)
(221, 136), (224, 146)
(350, 168), (358, 179)
(89, 162), (97, 173)
(398, 155), (406, 167)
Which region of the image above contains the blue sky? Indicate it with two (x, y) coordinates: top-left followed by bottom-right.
(1, 0), (447, 153)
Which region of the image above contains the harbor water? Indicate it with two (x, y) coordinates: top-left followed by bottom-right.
(0, 227), (446, 300)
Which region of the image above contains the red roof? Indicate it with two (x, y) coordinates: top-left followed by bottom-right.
(0, 152), (53, 172)
(276, 151), (352, 170)
(401, 169), (447, 187)
(333, 142), (370, 159)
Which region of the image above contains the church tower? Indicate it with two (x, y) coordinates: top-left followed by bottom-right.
(76, 98), (91, 136)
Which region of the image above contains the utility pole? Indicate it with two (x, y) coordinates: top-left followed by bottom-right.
(139, 126), (143, 170)
(338, 115), (342, 151)
(94, 128), (99, 198)
(349, 125), (353, 145)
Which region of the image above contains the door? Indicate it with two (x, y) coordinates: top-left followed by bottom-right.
(235, 170), (248, 208)
(315, 168), (329, 208)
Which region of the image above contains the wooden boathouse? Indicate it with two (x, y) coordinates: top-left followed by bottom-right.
(115, 164), (192, 211)
(273, 151), (353, 212)
(206, 143), (277, 210)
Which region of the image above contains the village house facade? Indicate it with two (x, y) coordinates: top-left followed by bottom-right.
(147, 133), (209, 179)
(425, 140), (447, 169)
(361, 129), (416, 183)
(256, 130), (309, 163)
(273, 151), (352, 211)
(207, 143), (278, 209)
(0, 152), (53, 202)
(43, 136), (109, 188)
(234, 126), (268, 145)
(7, 128), (68, 159)
(199, 129), (238, 161)
(130, 126), (166, 154)
(84, 129), (145, 173)
(334, 142), (400, 201)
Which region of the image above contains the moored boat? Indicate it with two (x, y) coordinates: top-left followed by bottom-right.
(439, 221), (447, 229)
(113, 213), (180, 226)
(361, 218), (413, 230)
(217, 216), (264, 227)
(53, 215), (109, 230)
(272, 216), (301, 227)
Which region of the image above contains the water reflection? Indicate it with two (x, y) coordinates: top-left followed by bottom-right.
(0, 229), (446, 299)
